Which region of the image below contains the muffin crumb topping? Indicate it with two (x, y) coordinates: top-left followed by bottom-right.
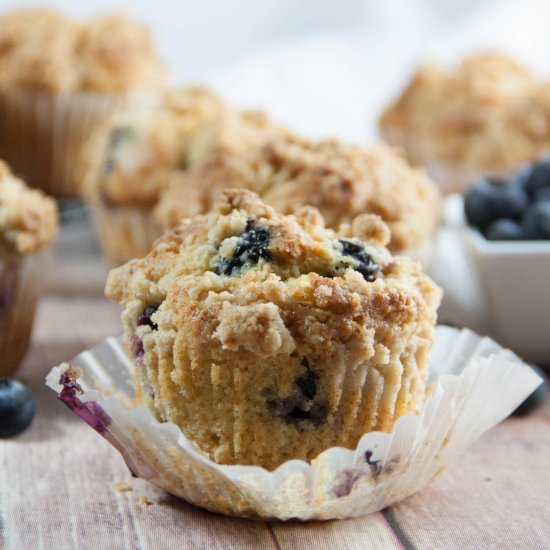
(0, 161), (58, 254)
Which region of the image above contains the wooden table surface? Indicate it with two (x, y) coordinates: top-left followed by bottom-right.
(1, 293), (549, 550)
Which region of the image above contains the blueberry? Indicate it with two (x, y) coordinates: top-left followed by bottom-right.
(295, 358), (318, 400)
(484, 219), (524, 241)
(490, 183), (529, 220)
(137, 305), (159, 330)
(215, 220), (272, 276)
(520, 160), (550, 197)
(522, 202), (550, 239)
(464, 177), (498, 228)
(267, 395), (327, 426)
(0, 378), (36, 438)
(266, 358), (327, 426)
(512, 367), (548, 416)
(339, 240), (379, 282)
(534, 186), (550, 203)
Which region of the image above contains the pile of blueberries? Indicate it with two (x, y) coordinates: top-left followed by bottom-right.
(464, 160), (550, 240)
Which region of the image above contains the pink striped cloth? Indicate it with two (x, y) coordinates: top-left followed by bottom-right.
(1, 297), (548, 549)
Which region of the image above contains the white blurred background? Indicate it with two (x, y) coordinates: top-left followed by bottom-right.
(4, 0), (550, 141)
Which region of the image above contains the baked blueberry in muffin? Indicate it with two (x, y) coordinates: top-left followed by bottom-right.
(106, 189), (441, 470)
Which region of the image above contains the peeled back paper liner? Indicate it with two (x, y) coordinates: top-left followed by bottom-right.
(45, 326), (541, 520)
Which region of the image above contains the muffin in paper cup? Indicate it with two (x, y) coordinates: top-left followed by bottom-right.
(0, 9), (165, 197)
(104, 190), (442, 469)
(379, 52), (550, 195)
(46, 190), (540, 519)
(0, 161), (58, 375)
(45, 326), (541, 520)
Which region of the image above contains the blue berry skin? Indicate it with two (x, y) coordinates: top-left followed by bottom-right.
(339, 240), (379, 282)
(215, 220), (272, 276)
(490, 183), (529, 220)
(522, 202), (550, 240)
(534, 186), (550, 203)
(464, 177), (498, 229)
(0, 378), (36, 438)
(521, 160), (550, 197)
(137, 305), (159, 330)
(484, 219), (524, 241)
(512, 367), (548, 416)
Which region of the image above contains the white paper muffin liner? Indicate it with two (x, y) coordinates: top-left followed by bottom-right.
(89, 200), (162, 266)
(0, 250), (48, 376)
(0, 90), (156, 197)
(45, 326), (541, 520)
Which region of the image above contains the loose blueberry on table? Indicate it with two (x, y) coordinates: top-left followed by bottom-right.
(464, 160), (550, 240)
(0, 377), (36, 438)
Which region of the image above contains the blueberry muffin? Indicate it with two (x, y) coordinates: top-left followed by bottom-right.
(0, 161), (58, 375)
(154, 135), (440, 253)
(0, 8), (165, 196)
(379, 52), (550, 194)
(85, 87), (281, 265)
(106, 189), (441, 470)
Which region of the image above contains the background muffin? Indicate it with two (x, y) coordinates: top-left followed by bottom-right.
(106, 189), (441, 470)
(84, 86), (282, 265)
(0, 8), (165, 197)
(379, 52), (550, 194)
(155, 135), (441, 253)
(0, 160), (58, 375)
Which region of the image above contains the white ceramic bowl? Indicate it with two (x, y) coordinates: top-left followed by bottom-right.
(430, 195), (550, 365)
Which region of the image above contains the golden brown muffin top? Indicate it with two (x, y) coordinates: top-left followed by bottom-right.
(0, 8), (165, 93)
(106, 189), (441, 340)
(154, 135), (440, 252)
(0, 161), (58, 254)
(84, 87), (282, 207)
(380, 52), (550, 171)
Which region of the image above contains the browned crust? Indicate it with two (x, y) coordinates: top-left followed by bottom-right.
(0, 8), (165, 93)
(154, 136), (441, 252)
(0, 160), (58, 254)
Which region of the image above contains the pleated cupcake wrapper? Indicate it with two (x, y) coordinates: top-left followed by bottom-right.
(45, 326), (541, 520)
(0, 251), (46, 376)
(381, 126), (517, 195)
(89, 200), (162, 266)
(0, 90), (155, 197)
